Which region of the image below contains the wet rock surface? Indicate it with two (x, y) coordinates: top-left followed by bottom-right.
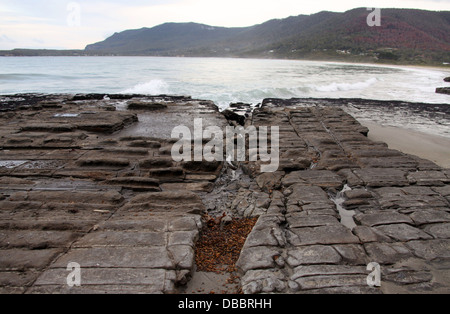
(0, 94), (449, 294)
(235, 99), (450, 294)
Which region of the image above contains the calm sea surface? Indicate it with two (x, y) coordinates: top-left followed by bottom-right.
(1, 56), (449, 136)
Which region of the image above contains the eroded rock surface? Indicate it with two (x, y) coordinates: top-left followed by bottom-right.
(235, 99), (450, 294)
(0, 94), (224, 294)
(0, 94), (449, 294)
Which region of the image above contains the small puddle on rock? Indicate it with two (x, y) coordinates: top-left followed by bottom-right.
(330, 184), (357, 230)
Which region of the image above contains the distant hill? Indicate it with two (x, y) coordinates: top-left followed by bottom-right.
(3, 8), (450, 65)
(86, 23), (246, 55)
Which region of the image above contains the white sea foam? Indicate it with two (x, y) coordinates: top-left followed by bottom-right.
(121, 79), (170, 95)
(312, 78), (378, 92)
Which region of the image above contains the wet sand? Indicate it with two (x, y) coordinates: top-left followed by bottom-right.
(361, 121), (450, 168)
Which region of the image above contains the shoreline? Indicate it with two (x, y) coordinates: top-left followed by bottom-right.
(361, 121), (450, 168)
(1, 55), (450, 69)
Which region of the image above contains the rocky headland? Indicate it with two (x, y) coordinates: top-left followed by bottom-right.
(0, 94), (449, 294)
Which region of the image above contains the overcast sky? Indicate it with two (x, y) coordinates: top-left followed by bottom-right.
(1, 0), (449, 50)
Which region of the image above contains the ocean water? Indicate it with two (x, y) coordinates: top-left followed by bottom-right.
(0, 56), (449, 136)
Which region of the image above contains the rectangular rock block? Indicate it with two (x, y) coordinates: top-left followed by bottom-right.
(51, 247), (174, 269)
(0, 248), (62, 270)
(73, 231), (167, 248)
(0, 230), (79, 249)
(294, 274), (368, 290)
(353, 168), (409, 187)
(34, 267), (175, 289)
(286, 246), (342, 267)
(288, 225), (360, 246)
(8, 190), (124, 205)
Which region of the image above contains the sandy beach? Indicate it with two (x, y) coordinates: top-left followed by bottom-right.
(361, 121), (450, 168)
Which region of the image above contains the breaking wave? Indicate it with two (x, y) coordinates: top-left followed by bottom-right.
(312, 78), (378, 92)
(120, 79), (170, 95)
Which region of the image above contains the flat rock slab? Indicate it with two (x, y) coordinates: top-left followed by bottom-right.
(408, 171), (449, 186)
(0, 230), (79, 249)
(353, 168), (409, 187)
(375, 187), (449, 210)
(72, 231), (169, 248)
(52, 247), (175, 269)
(286, 246), (342, 267)
(288, 225), (360, 246)
(99, 214), (202, 232)
(0, 248), (62, 270)
(405, 239), (450, 260)
(35, 267), (175, 286)
(282, 170), (344, 189)
(423, 223), (450, 239)
(374, 224), (433, 242)
(410, 210), (450, 226)
(364, 242), (413, 264)
(354, 212), (414, 227)
(286, 214), (340, 228)
(8, 190), (124, 205)
(121, 191), (205, 214)
(293, 274), (370, 291)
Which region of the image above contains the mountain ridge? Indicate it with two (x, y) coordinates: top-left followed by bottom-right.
(84, 8), (450, 65)
(2, 8), (449, 66)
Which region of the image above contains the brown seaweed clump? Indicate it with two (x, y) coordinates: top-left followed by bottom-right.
(195, 215), (258, 274)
